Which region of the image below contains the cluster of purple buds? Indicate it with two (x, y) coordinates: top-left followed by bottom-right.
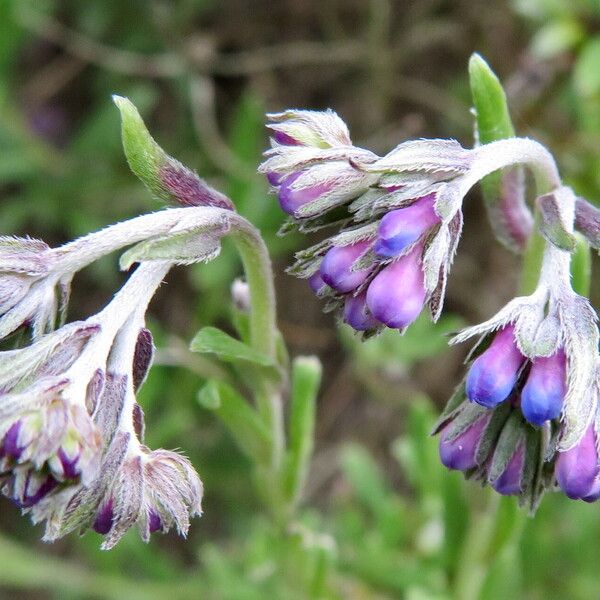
(260, 110), (482, 334)
(436, 399), (539, 501)
(439, 185), (600, 505)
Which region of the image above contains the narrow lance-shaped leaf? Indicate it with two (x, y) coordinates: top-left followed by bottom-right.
(469, 54), (533, 252)
(284, 356), (322, 505)
(197, 380), (272, 463)
(190, 326), (276, 369)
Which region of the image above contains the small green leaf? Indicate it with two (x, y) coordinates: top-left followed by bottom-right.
(198, 380), (272, 462)
(190, 326), (275, 368)
(119, 230), (222, 271)
(469, 54), (515, 144)
(469, 54), (531, 253)
(284, 356), (322, 505)
(113, 95), (167, 199)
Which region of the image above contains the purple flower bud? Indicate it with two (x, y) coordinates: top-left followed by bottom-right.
(278, 172), (333, 215)
(148, 510), (162, 533)
(93, 499), (114, 534)
(556, 425), (600, 499)
(320, 240), (372, 293)
(56, 447), (80, 480)
(365, 247), (426, 329)
(374, 194), (440, 257)
(0, 421), (24, 461)
(490, 444), (524, 495)
(308, 272), (327, 294)
(521, 349), (566, 426)
(17, 472), (58, 508)
(272, 130), (302, 146)
(466, 326), (525, 408)
(266, 171), (284, 186)
(343, 292), (380, 331)
(438, 416), (488, 471)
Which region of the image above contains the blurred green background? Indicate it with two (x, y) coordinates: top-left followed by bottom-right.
(1, 0), (600, 598)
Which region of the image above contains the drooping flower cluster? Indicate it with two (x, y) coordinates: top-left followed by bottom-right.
(0, 95), (266, 546)
(0, 243), (207, 547)
(262, 110), (600, 506)
(259, 111), (559, 336)
(435, 187), (600, 505)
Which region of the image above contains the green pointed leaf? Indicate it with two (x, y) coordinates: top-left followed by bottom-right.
(190, 326), (275, 368)
(469, 54), (531, 252)
(198, 380), (272, 462)
(119, 230), (223, 270)
(284, 356), (322, 504)
(113, 95), (234, 209)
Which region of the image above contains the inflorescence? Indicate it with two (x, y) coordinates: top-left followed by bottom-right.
(260, 109), (600, 509)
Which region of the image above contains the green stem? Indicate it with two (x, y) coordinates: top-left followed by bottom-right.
(229, 215), (286, 500)
(453, 494), (526, 600)
(519, 211), (546, 295)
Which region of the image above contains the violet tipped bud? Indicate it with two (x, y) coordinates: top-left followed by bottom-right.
(366, 246), (426, 330)
(266, 109), (352, 149)
(374, 194), (439, 258)
(343, 292), (380, 332)
(466, 325), (525, 408)
(308, 272), (326, 295)
(275, 163), (375, 217)
(490, 442), (525, 496)
(556, 425), (600, 500)
(320, 240), (372, 293)
(438, 415), (488, 471)
(521, 349), (566, 426)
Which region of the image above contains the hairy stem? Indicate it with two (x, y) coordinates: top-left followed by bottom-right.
(228, 215), (285, 476)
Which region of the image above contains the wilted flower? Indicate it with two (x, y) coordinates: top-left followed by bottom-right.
(90, 442), (202, 549)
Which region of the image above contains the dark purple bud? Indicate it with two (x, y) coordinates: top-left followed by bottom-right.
(19, 474), (58, 508)
(57, 447), (80, 480)
(374, 194), (439, 258)
(272, 130), (302, 146)
(0, 421), (23, 461)
(278, 172), (333, 215)
(132, 402), (146, 441)
(266, 171), (284, 186)
(133, 328), (154, 391)
(365, 247), (426, 329)
(556, 425), (600, 499)
(308, 272), (327, 294)
(439, 416), (488, 471)
(93, 499), (114, 534)
(490, 444), (524, 495)
(148, 510), (162, 533)
(521, 349), (566, 426)
(320, 240), (372, 293)
(343, 292), (380, 331)
(466, 326), (525, 408)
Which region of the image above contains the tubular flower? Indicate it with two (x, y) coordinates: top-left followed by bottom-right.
(261, 110), (560, 336)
